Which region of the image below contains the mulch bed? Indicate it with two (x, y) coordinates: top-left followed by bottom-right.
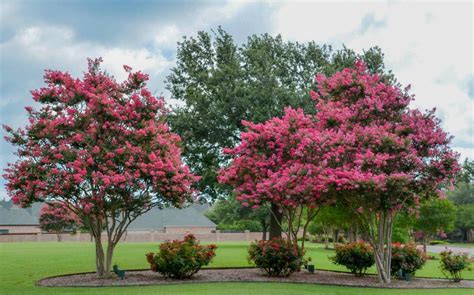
(37, 268), (474, 289)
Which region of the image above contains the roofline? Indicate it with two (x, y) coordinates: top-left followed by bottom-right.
(163, 224), (216, 228)
(0, 224), (39, 226)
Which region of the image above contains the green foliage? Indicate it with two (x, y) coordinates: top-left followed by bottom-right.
(391, 243), (427, 276)
(392, 213), (415, 243)
(455, 204), (474, 230)
(248, 238), (304, 276)
(448, 182), (474, 206)
(146, 235), (217, 279)
(205, 194), (270, 232)
(439, 249), (472, 282)
(167, 27), (393, 200)
(447, 159), (474, 241)
(331, 242), (375, 276)
(308, 205), (352, 235)
(414, 198), (456, 239)
(456, 159), (474, 185)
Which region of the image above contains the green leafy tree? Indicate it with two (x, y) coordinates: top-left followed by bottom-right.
(455, 204), (474, 242)
(448, 182), (474, 205)
(308, 205), (353, 249)
(456, 159), (474, 184)
(447, 159), (474, 241)
(205, 194), (270, 239)
(167, 27), (393, 238)
(414, 198), (456, 252)
(391, 213), (415, 243)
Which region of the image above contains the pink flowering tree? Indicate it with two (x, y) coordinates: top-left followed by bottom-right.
(219, 108), (334, 249)
(309, 62), (459, 283)
(39, 202), (81, 242)
(3, 58), (198, 277)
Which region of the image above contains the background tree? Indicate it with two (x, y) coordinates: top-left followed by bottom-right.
(39, 202), (80, 242)
(308, 205), (353, 249)
(205, 194), (270, 240)
(414, 198), (456, 252)
(454, 204), (474, 242)
(309, 62), (459, 283)
(167, 27), (393, 238)
(448, 182), (474, 205)
(3, 59), (197, 277)
(391, 212), (415, 243)
(455, 159), (474, 184)
(447, 159), (474, 241)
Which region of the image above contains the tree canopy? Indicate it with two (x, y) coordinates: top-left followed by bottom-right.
(220, 61), (459, 283)
(3, 58), (197, 277)
(167, 27), (394, 201)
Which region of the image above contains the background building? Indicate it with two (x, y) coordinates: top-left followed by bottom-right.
(0, 200), (215, 234)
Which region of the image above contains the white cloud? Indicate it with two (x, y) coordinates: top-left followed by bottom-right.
(272, 1), (473, 160)
(153, 25), (181, 49)
(0, 25), (173, 102)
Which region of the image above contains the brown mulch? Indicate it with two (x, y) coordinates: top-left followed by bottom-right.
(37, 268), (474, 289)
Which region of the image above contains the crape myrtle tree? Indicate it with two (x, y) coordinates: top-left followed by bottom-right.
(167, 27), (394, 238)
(309, 62), (459, 283)
(3, 58), (198, 277)
(218, 108), (337, 249)
(39, 202), (81, 242)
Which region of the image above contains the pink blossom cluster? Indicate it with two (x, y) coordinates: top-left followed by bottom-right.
(3, 58), (198, 217)
(219, 61), (459, 213)
(39, 202), (81, 230)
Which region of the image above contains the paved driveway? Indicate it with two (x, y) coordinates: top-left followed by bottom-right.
(426, 245), (474, 257)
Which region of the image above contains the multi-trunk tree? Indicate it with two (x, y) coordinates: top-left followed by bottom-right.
(219, 108), (337, 249)
(3, 58), (197, 277)
(308, 61), (459, 283)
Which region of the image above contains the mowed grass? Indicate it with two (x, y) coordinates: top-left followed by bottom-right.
(0, 242), (472, 295)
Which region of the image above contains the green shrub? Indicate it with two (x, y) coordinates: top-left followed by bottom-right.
(146, 234), (217, 279)
(391, 242), (427, 277)
(331, 242), (374, 276)
(439, 249), (472, 282)
(248, 238), (304, 277)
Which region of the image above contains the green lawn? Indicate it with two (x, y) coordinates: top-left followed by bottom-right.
(0, 242), (472, 294)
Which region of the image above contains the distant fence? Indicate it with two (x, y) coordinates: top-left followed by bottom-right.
(0, 230), (265, 243)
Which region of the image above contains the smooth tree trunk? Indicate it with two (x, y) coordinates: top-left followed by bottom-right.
(269, 203), (282, 239)
(92, 229), (120, 277)
(347, 225), (359, 243)
(366, 212), (393, 284)
(90, 218), (116, 278)
(333, 229), (339, 249)
(261, 223), (268, 241)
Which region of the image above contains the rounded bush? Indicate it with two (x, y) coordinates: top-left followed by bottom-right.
(146, 234), (217, 279)
(391, 242), (427, 277)
(439, 249), (471, 282)
(331, 242), (374, 276)
(248, 238), (304, 277)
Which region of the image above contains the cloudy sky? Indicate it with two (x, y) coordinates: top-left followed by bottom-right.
(0, 0), (473, 200)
